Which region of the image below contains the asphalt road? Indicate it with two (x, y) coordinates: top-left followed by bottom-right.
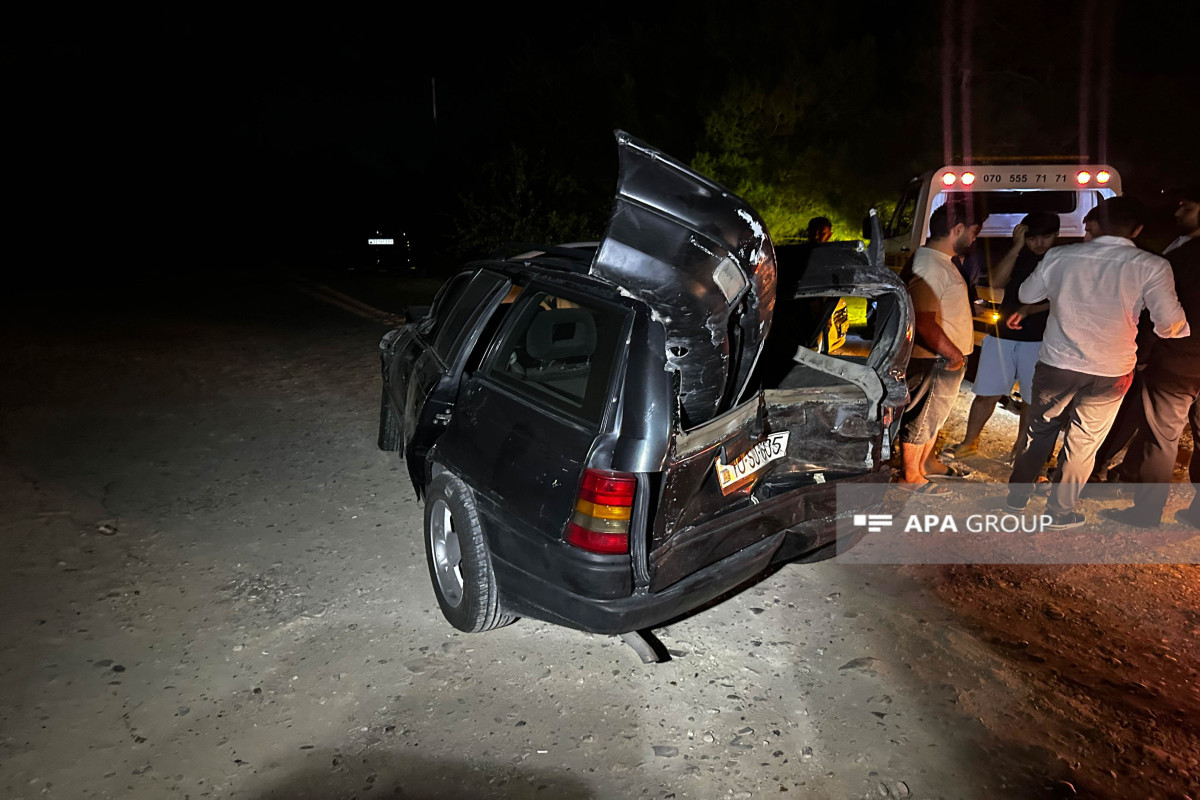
(0, 273), (1189, 799)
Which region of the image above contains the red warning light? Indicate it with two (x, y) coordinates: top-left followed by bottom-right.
(961, 172), (976, 186)
(1075, 171), (1092, 185)
(1096, 170), (1111, 184)
(942, 172), (957, 186)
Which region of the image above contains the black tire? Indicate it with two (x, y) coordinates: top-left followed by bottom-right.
(378, 382), (400, 451)
(423, 471), (515, 632)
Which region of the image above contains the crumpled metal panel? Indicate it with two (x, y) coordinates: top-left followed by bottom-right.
(590, 131), (776, 428)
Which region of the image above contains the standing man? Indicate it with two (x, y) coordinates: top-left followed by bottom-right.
(898, 201), (984, 490)
(1006, 197), (1190, 527)
(1102, 186), (1200, 527)
(951, 212), (1060, 460)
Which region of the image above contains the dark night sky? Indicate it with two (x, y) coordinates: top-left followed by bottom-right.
(15, 2), (1198, 282)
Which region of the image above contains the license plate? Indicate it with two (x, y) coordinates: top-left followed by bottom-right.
(368, 238), (394, 245)
(715, 431), (789, 494)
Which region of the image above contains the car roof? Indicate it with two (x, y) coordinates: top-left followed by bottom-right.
(461, 250), (634, 304)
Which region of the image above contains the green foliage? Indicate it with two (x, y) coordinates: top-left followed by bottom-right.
(451, 144), (607, 258)
(689, 37), (903, 246)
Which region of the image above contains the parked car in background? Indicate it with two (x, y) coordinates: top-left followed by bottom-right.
(378, 131), (913, 637)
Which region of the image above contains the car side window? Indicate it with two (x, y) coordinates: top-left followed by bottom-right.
(430, 272), (509, 364)
(486, 291), (628, 424)
(419, 273), (470, 338)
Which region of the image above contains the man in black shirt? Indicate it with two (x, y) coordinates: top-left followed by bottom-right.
(1103, 186), (1200, 527)
(951, 212), (1060, 460)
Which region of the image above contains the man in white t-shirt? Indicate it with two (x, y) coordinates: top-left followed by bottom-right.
(897, 201), (984, 491)
(1006, 196), (1190, 527)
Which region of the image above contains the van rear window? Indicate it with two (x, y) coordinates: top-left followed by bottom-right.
(940, 190), (1078, 215)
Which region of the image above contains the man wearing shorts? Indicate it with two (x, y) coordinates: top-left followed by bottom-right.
(951, 212), (1060, 460)
(898, 201), (984, 490)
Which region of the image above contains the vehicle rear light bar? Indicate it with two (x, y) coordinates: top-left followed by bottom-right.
(566, 469), (636, 554)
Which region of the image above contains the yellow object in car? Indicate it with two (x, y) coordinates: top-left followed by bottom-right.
(843, 296), (869, 327)
(824, 298), (850, 353)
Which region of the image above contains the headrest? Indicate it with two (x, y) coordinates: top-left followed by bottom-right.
(525, 308), (596, 361)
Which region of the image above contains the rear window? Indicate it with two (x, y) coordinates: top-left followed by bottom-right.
(939, 190), (1079, 215)
(485, 291), (629, 424)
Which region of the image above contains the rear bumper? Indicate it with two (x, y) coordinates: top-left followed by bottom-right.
(491, 468), (891, 634)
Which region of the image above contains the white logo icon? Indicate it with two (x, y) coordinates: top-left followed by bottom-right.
(853, 514), (893, 533)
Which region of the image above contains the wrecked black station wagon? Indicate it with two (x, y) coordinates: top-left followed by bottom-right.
(378, 132), (913, 637)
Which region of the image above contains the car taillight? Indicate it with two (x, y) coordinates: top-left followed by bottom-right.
(565, 468), (636, 554)
(1096, 170), (1111, 184)
(961, 171), (976, 186)
(941, 172), (957, 186)
(1075, 170), (1091, 185)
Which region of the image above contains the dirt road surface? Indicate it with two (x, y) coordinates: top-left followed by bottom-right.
(2, 277), (1196, 799)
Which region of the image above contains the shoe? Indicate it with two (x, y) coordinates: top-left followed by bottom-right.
(926, 462), (972, 479)
(1100, 507), (1160, 529)
(1174, 507), (1200, 529)
(1047, 511), (1086, 529)
(1005, 494), (1029, 511)
(893, 481), (953, 495)
(949, 442), (979, 458)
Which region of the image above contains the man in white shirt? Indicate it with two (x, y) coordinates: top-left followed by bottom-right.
(898, 201), (983, 491)
(1007, 197), (1190, 527)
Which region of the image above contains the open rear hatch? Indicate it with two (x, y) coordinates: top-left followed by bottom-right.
(590, 131), (776, 429)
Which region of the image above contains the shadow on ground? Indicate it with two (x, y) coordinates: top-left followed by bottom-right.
(248, 748), (596, 800)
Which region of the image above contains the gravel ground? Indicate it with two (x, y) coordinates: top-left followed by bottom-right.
(1, 282), (1196, 799)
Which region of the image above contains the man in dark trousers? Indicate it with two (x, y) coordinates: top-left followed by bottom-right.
(1006, 197), (1190, 527)
(1103, 186), (1200, 527)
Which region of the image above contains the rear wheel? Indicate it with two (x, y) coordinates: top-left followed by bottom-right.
(423, 471), (515, 632)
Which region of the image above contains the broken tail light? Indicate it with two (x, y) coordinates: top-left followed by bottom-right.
(566, 469), (636, 554)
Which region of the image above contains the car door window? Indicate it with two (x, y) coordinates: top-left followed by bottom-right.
(430, 271), (509, 364)
(486, 291), (629, 424)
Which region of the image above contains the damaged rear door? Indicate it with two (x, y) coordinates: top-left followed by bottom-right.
(647, 240), (913, 591)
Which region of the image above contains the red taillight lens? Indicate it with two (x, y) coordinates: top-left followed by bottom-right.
(1075, 171), (1091, 185)
(564, 527), (629, 554)
(961, 171), (976, 186)
(1096, 170), (1111, 184)
(578, 469), (637, 506)
(941, 172), (957, 186)
(566, 469), (636, 554)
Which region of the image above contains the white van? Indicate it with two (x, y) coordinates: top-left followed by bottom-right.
(882, 163), (1122, 342)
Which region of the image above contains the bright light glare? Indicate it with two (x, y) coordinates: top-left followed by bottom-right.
(961, 172), (976, 186)
(942, 172), (957, 186)
(1076, 171), (1092, 185)
(1096, 170), (1111, 184)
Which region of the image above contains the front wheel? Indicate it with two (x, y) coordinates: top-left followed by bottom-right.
(423, 471), (515, 632)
